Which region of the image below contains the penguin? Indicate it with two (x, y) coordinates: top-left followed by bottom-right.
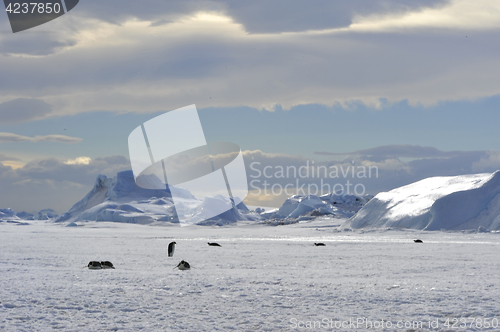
(101, 261), (115, 269)
(174, 260), (190, 270)
(414, 239), (423, 243)
(88, 261), (102, 269)
(208, 242), (221, 247)
(314, 243), (326, 246)
(168, 241), (176, 257)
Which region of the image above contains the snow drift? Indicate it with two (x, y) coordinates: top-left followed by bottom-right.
(347, 171), (500, 231)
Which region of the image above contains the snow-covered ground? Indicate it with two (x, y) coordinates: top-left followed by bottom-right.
(2, 219), (500, 331)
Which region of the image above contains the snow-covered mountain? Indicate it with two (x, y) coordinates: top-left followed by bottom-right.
(346, 171), (500, 231)
(55, 170), (257, 225)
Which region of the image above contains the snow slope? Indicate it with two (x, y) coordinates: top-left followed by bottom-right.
(348, 171), (500, 231)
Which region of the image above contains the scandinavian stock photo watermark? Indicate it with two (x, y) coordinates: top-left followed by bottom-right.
(289, 316), (500, 330)
(4, 0), (80, 33)
(127, 105), (379, 225)
(128, 105), (249, 226)
(248, 161), (379, 197)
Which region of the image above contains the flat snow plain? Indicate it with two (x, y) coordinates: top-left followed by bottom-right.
(1, 218), (500, 331)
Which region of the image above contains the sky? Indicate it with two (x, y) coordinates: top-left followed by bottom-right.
(1, 0), (500, 213)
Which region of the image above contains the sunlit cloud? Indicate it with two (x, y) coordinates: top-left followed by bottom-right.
(0, 154), (23, 169)
(64, 156), (92, 165)
(346, 0), (500, 32)
(1, 2), (500, 120)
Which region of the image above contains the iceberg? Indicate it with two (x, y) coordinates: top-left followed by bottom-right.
(347, 171), (500, 231)
(270, 193), (368, 220)
(56, 170), (256, 225)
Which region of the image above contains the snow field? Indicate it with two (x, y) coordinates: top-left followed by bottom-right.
(1, 222), (500, 331)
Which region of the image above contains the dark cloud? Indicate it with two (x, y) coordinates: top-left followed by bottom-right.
(0, 98), (53, 123)
(1, 148), (499, 212)
(0, 153), (21, 162)
(16, 155), (129, 185)
(224, 0), (449, 33)
(0, 155), (130, 213)
(0, 1), (498, 116)
(72, 0), (200, 22)
(0, 33), (76, 56)
(407, 151), (489, 179)
(315, 145), (467, 159)
(72, 0), (448, 33)
(471, 151), (500, 173)
(243, 148), (495, 198)
(0, 132), (82, 143)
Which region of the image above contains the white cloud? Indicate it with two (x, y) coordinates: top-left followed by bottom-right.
(64, 156), (91, 165)
(347, 0), (500, 32)
(359, 159), (410, 173)
(0, 155), (130, 213)
(471, 151), (500, 172)
(0, 98), (53, 123)
(0, 132), (82, 144)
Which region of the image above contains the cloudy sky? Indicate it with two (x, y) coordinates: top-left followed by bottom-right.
(1, 0), (500, 213)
